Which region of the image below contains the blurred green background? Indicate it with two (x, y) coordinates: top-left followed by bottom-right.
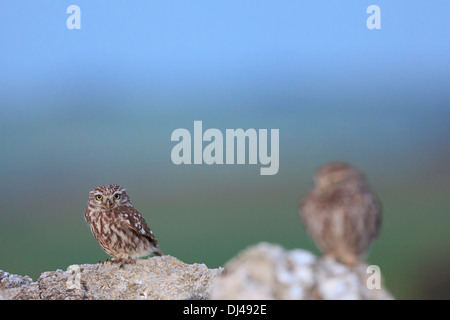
(1, 1), (450, 299)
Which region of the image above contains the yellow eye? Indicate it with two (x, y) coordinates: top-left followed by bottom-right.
(95, 195), (103, 201)
(114, 193), (121, 200)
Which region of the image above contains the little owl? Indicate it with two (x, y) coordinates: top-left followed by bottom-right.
(84, 184), (162, 264)
(300, 162), (382, 266)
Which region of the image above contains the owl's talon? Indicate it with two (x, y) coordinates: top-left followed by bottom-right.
(99, 258), (113, 265)
(116, 259), (134, 269)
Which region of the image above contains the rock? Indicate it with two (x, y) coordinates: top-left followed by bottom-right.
(210, 242), (393, 300)
(0, 270), (33, 289)
(0, 270), (38, 300)
(0, 255), (222, 300)
(1, 244), (393, 300)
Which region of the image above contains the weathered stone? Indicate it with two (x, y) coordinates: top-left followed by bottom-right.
(1, 243), (392, 300)
(1, 255), (222, 300)
(210, 242), (393, 300)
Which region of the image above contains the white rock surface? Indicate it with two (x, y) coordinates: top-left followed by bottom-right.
(210, 242), (392, 300)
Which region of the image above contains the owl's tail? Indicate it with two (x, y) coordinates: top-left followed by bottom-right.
(153, 248), (163, 256)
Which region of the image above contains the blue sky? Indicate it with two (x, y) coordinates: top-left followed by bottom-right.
(0, 1), (449, 113)
(0, 1), (449, 172)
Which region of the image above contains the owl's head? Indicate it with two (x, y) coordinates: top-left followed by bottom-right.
(314, 161), (365, 191)
(88, 184), (131, 210)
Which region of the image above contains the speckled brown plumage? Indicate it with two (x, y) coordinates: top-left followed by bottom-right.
(300, 162), (382, 265)
(84, 184), (162, 263)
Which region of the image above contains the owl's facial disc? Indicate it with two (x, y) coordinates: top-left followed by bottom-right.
(93, 193), (113, 209)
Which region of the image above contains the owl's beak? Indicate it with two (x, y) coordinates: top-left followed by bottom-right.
(106, 199), (112, 209)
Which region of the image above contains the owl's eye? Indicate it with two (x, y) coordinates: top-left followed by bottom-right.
(114, 193), (121, 200)
(95, 195), (103, 201)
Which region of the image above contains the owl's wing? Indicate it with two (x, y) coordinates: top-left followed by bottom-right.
(299, 192), (326, 241)
(368, 190), (383, 240)
(118, 206), (160, 248)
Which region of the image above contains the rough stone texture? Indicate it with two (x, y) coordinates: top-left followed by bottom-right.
(0, 255), (222, 300)
(0, 270), (38, 300)
(1, 243), (393, 300)
(210, 242), (393, 300)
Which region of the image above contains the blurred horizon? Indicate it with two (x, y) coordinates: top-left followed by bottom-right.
(1, 1), (450, 299)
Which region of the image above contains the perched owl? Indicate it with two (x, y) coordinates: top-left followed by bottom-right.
(84, 184), (162, 264)
(300, 162), (382, 266)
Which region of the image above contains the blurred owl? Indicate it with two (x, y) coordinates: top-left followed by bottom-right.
(84, 184), (162, 264)
(300, 162), (382, 265)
